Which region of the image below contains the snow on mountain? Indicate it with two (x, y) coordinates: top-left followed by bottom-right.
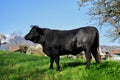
(1, 35), (10, 44)
(0, 34), (36, 50)
(0, 33), (6, 42)
(0, 34), (21, 50)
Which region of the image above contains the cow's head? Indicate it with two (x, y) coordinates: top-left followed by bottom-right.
(25, 25), (44, 43)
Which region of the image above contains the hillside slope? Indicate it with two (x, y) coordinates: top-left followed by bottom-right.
(0, 50), (120, 80)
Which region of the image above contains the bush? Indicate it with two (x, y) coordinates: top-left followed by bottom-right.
(19, 43), (29, 53)
(19, 43), (45, 55)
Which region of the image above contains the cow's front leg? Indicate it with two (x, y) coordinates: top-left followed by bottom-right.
(85, 49), (92, 69)
(49, 56), (54, 69)
(54, 56), (60, 71)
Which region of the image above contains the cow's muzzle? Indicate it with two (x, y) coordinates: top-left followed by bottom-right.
(24, 35), (29, 40)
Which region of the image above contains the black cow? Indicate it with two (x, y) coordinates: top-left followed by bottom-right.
(25, 25), (100, 71)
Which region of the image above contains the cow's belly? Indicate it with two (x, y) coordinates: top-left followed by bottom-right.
(59, 47), (84, 56)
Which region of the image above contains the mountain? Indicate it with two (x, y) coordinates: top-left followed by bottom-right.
(0, 33), (7, 44)
(0, 34), (35, 50)
(101, 45), (120, 52)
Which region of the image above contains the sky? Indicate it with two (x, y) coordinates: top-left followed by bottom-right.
(0, 0), (119, 46)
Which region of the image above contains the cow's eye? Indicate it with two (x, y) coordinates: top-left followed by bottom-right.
(31, 32), (33, 34)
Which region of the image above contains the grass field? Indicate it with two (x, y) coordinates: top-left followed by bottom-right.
(0, 50), (120, 80)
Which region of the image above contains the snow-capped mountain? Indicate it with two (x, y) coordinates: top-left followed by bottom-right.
(0, 33), (7, 44)
(0, 34), (35, 50)
(1, 35), (11, 44)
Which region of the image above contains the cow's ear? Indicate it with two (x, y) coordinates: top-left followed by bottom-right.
(30, 25), (39, 28)
(30, 25), (34, 28)
(30, 25), (44, 35)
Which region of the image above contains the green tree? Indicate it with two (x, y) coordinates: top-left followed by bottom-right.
(78, 0), (120, 40)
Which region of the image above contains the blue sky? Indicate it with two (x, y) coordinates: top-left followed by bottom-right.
(0, 0), (119, 46)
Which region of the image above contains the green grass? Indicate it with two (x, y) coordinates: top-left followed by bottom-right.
(0, 50), (120, 80)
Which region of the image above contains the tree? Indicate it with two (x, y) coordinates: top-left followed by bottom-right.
(78, 0), (120, 41)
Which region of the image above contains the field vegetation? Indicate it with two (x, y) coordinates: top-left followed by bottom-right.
(0, 50), (120, 80)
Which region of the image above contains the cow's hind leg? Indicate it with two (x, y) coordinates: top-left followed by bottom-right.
(85, 49), (92, 69)
(91, 49), (100, 64)
(49, 56), (54, 69)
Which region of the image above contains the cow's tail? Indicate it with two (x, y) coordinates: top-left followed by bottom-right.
(96, 30), (101, 63)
